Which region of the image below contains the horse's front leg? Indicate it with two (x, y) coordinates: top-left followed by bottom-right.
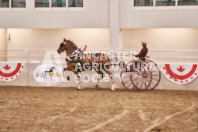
(74, 72), (82, 90)
(63, 67), (71, 80)
(63, 67), (70, 71)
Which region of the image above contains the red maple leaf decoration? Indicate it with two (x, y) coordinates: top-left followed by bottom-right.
(177, 66), (185, 72)
(3, 65), (10, 70)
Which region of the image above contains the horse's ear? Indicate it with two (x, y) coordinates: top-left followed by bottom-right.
(63, 38), (66, 42)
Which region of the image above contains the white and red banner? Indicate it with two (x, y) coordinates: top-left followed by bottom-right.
(162, 63), (198, 84)
(0, 62), (25, 82)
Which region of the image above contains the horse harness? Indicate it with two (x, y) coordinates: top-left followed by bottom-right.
(65, 46), (106, 70)
(66, 45), (87, 66)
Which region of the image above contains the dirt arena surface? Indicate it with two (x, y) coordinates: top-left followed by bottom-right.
(0, 86), (198, 132)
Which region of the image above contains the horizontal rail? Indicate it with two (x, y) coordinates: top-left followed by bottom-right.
(151, 56), (198, 59)
(0, 50), (26, 51)
(0, 55), (27, 57)
(29, 49), (58, 51)
(29, 49), (198, 51)
(1, 49), (196, 52)
(1, 50), (198, 62)
(1, 55), (198, 59)
(149, 50), (198, 52)
(124, 50), (198, 52)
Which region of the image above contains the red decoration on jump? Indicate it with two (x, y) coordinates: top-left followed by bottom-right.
(162, 64), (198, 84)
(0, 63), (22, 77)
(3, 65), (11, 70)
(177, 66), (185, 72)
(0, 63), (25, 82)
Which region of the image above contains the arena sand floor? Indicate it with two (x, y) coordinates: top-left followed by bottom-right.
(0, 86), (198, 132)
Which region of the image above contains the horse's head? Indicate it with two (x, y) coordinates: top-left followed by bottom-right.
(57, 38), (78, 55)
(57, 38), (67, 54)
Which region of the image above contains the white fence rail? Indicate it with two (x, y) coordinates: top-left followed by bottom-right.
(1, 49), (198, 63)
(0, 49), (198, 90)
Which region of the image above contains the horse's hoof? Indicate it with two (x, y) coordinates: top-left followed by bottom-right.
(67, 76), (70, 81)
(111, 84), (116, 91)
(95, 84), (99, 88)
(77, 86), (82, 90)
(110, 88), (115, 91)
(77, 88), (81, 91)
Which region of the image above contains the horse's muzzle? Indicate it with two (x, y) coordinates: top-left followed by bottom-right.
(57, 50), (61, 54)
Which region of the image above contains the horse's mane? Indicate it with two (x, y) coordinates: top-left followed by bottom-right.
(67, 40), (78, 50)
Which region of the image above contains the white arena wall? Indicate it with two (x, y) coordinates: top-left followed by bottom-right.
(0, 28), (198, 90)
(0, 29), (7, 61)
(0, 0), (198, 90)
(1, 0), (198, 28)
(0, 0), (109, 28)
(5, 28), (198, 52)
(0, 61), (198, 91)
(121, 28), (198, 51)
(6, 28), (110, 51)
(120, 0), (198, 28)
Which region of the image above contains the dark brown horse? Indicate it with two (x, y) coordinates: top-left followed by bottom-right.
(57, 38), (115, 90)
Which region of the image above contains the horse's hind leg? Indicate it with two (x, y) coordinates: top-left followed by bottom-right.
(95, 70), (104, 88)
(103, 68), (116, 91)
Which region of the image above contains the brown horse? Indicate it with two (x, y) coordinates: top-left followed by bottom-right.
(57, 38), (115, 90)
